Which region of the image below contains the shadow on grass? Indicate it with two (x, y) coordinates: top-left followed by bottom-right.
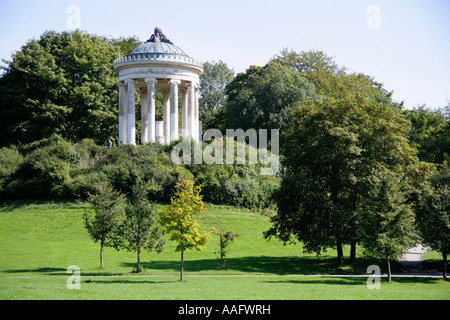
(422, 258), (446, 273)
(262, 276), (443, 286)
(120, 255), (391, 276)
(82, 278), (178, 285)
(2, 256), (402, 277)
(4, 267), (68, 275)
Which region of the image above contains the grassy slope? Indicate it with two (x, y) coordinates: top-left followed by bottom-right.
(0, 200), (448, 300)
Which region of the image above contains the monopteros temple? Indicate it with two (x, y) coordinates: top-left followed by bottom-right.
(114, 27), (203, 145)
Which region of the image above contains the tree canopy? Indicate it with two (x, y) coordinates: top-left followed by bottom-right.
(0, 30), (139, 147)
(222, 62), (315, 134)
(264, 95), (428, 264)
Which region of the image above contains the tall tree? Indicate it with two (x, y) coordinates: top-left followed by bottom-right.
(265, 95), (424, 264)
(416, 166), (450, 279)
(84, 181), (125, 268)
(121, 180), (166, 272)
(403, 105), (449, 164)
(199, 61), (234, 132)
(223, 62), (315, 134)
(272, 48), (403, 111)
(0, 30), (126, 147)
(158, 178), (211, 280)
(359, 170), (417, 282)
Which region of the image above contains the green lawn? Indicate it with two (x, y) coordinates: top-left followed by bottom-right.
(0, 200), (448, 300)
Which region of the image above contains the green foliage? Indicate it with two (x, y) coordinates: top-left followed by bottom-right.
(158, 178), (211, 253)
(0, 137), (276, 211)
(0, 147), (23, 193)
(272, 49), (402, 111)
(416, 165), (450, 279)
(403, 105), (450, 164)
(199, 60), (234, 131)
(120, 180), (166, 272)
(158, 177), (211, 280)
(186, 139), (280, 210)
(266, 96), (425, 264)
(108, 36), (140, 57)
(223, 62), (315, 133)
(212, 227), (239, 269)
(0, 30), (123, 147)
(84, 181), (125, 267)
(359, 171), (418, 282)
(6, 135), (80, 198)
(359, 171), (417, 278)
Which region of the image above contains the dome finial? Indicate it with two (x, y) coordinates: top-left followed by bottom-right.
(146, 26), (173, 44)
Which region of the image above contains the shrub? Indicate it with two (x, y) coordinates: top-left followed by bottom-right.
(0, 147), (24, 194)
(64, 168), (108, 200)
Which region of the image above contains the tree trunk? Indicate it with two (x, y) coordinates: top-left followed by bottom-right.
(443, 253), (448, 280)
(100, 243), (104, 268)
(137, 249), (141, 272)
(350, 241), (356, 263)
(180, 250), (184, 281)
(350, 240), (356, 262)
(220, 234), (225, 268)
(386, 256), (391, 283)
(336, 239), (344, 265)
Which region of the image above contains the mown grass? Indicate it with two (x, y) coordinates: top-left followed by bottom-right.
(1, 275), (448, 300)
(0, 199), (448, 300)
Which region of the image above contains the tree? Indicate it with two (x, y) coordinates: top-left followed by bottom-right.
(271, 49), (402, 111)
(158, 178), (211, 280)
(121, 180), (166, 272)
(108, 36), (140, 57)
(199, 61), (234, 132)
(359, 171), (417, 282)
(212, 227), (239, 269)
(0, 30), (124, 147)
(265, 95), (423, 264)
(84, 181), (125, 268)
(403, 105), (449, 164)
(223, 62), (315, 135)
(416, 166), (450, 279)
(272, 48), (341, 73)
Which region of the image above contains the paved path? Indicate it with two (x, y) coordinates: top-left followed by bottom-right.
(394, 244), (442, 277)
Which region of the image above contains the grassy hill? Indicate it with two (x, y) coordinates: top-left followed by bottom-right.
(0, 200), (448, 299)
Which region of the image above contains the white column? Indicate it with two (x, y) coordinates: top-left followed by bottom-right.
(188, 82), (195, 139)
(162, 89), (170, 145)
(140, 88), (148, 144)
(181, 87), (188, 137)
(118, 81), (127, 146)
(145, 78), (157, 143)
(125, 79), (136, 145)
(170, 79), (181, 141)
(194, 83), (200, 142)
(155, 121), (164, 144)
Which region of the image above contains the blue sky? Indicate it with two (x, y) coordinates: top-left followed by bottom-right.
(1, 0), (449, 109)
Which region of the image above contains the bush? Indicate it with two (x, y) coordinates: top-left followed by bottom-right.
(22, 148), (70, 197)
(63, 167), (108, 200)
(74, 138), (105, 164)
(2, 137), (280, 209)
(0, 147), (24, 195)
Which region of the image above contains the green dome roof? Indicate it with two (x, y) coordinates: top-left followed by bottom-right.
(114, 27), (202, 70)
(130, 42), (189, 57)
